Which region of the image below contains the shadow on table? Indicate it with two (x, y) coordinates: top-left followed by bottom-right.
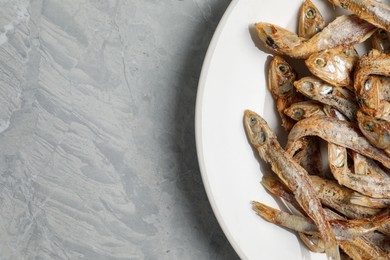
(172, 1), (240, 259)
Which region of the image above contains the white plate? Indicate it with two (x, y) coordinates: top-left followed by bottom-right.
(195, 0), (352, 259)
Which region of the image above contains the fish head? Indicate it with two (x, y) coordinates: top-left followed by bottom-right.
(284, 101), (325, 121)
(305, 48), (357, 87)
(357, 111), (390, 149)
(284, 106), (306, 121)
(299, 0), (325, 38)
(294, 77), (329, 97)
(268, 56), (297, 97)
(244, 110), (272, 147)
(255, 23), (302, 52)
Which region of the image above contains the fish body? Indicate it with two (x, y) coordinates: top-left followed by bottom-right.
(328, 0), (390, 31)
(253, 201), (390, 241)
(244, 110), (340, 259)
(328, 142), (390, 198)
(310, 175), (382, 218)
(286, 116), (390, 168)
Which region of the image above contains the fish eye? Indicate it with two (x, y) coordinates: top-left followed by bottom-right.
(293, 108), (305, 120)
(305, 8), (316, 19)
(364, 79), (372, 90)
(256, 128), (267, 144)
(249, 116), (257, 126)
(315, 58), (326, 67)
(302, 81), (314, 92)
(266, 37), (278, 49)
(278, 64), (290, 75)
(378, 29), (388, 40)
(364, 121), (376, 132)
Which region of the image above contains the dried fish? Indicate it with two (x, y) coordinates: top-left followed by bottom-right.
(372, 29), (390, 53)
(244, 110), (340, 259)
(328, 142), (390, 198)
(357, 110), (390, 150)
(294, 77), (358, 122)
(253, 201), (390, 240)
(286, 116), (390, 168)
(305, 46), (359, 89)
(327, 0), (390, 31)
(268, 56), (303, 131)
(310, 175), (382, 218)
(284, 101), (326, 121)
(298, 0), (325, 39)
(354, 50), (390, 111)
(255, 15), (376, 59)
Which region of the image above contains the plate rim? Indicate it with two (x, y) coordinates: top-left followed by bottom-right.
(195, 0), (246, 258)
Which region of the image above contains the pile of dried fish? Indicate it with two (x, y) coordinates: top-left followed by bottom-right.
(245, 0), (390, 259)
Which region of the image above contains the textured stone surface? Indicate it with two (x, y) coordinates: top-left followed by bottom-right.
(0, 0), (238, 259)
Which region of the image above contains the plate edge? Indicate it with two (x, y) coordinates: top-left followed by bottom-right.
(194, 0), (248, 259)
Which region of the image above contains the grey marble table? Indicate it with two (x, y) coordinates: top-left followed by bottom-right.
(0, 0), (239, 259)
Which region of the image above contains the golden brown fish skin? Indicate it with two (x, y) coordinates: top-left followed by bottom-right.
(328, 210), (390, 259)
(357, 110), (390, 150)
(378, 77), (390, 101)
(351, 192), (390, 208)
(354, 51), (390, 124)
(351, 150), (390, 179)
(284, 101), (326, 121)
(354, 51), (390, 110)
(323, 105), (348, 120)
(310, 175), (382, 218)
(339, 236), (389, 260)
(253, 201), (390, 241)
(282, 101), (324, 176)
(305, 47), (359, 89)
(375, 100), (390, 121)
(298, 0), (325, 39)
(300, 233), (388, 259)
(261, 174), (307, 216)
(255, 15), (376, 59)
(263, 172), (390, 236)
(364, 232), (390, 253)
(252, 201), (318, 235)
(263, 173), (389, 211)
(268, 56), (303, 131)
(299, 233), (325, 253)
(351, 151), (367, 175)
(285, 116), (390, 168)
(293, 137), (323, 177)
(372, 29), (390, 53)
(294, 77), (359, 122)
(328, 142), (390, 199)
(244, 110), (340, 260)
(327, 0), (390, 32)
(358, 77), (390, 120)
(358, 76), (382, 117)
